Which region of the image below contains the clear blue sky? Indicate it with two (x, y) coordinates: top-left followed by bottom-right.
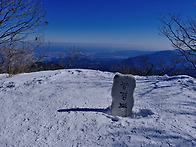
(42, 0), (196, 50)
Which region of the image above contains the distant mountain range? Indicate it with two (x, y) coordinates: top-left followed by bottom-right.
(40, 48), (156, 71)
(36, 44), (195, 77)
(121, 50), (195, 76)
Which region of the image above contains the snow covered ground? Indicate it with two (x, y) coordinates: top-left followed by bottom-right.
(0, 69), (195, 147)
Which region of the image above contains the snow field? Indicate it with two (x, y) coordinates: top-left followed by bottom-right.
(0, 69), (195, 146)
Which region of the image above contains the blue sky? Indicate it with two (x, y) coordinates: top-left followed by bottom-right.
(42, 0), (196, 50)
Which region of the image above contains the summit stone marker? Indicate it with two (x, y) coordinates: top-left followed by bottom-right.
(111, 73), (136, 117)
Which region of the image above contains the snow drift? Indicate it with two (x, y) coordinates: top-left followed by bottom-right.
(0, 69), (195, 146)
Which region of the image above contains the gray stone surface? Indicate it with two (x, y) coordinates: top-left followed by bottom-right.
(111, 73), (136, 117)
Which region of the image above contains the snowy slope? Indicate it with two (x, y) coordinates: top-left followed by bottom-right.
(0, 69), (196, 147)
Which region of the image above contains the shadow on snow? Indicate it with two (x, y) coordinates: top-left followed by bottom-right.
(57, 108), (109, 113)
(57, 107), (154, 119)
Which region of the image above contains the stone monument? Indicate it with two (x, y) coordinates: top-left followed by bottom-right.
(111, 73), (136, 117)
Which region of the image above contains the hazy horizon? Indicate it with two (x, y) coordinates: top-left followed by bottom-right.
(46, 41), (175, 51)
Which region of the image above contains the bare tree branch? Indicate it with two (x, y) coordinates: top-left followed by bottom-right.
(159, 13), (196, 71)
(0, 0), (48, 74)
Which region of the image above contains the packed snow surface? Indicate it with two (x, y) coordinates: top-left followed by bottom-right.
(0, 69), (195, 147)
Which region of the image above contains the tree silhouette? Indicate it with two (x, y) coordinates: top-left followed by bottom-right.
(159, 13), (196, 72)
(0, 0), (48, 74)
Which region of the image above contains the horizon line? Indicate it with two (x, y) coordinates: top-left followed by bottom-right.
(44, 41), (174, 51)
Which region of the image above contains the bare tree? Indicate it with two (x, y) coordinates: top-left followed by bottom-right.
(118, 57), (154, 76)
(139, 56), (154, 76)
(118, 64), (138, 75)
(0, 0), (47, 43)
(59, 47), (84, 69)
(159, 13), (196, 72)
(0, 0), (48, 74)
(157, 54), (181, 76)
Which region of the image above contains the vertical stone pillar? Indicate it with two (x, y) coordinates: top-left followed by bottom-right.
(111, 73), (136, 117)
